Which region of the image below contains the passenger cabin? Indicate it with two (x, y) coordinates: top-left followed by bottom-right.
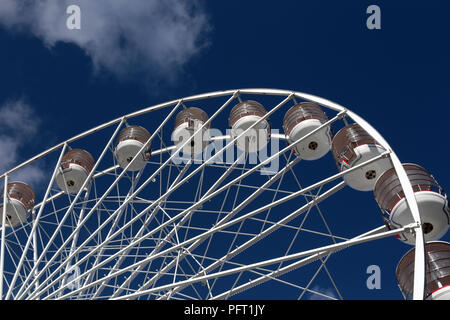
(173, 107), (210, 156)
(374, 164), (449, 244)
(228, 100), (270, 153)
(396, 241), (450, 300)
(331, 123), (392, 191)
(56, 149), (95, 194)
(283, 102), (331, 160)
(115, 125), (151, 171)
(0, 181), (35, 227)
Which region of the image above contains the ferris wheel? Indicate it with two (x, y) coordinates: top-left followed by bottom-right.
(0, 88), (448, 300)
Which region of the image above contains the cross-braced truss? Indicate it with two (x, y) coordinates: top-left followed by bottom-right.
(0, 89), (426, 300)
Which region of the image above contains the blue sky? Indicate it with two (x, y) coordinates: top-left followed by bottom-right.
(0, 0), (448, 300)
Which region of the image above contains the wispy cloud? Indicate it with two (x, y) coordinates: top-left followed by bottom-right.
(0, 99), (46, 188)
(307, 284), (339, 300)
(0, 0), (211, 83)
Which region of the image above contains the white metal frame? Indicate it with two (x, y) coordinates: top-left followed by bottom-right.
(0, 89), (426, 300)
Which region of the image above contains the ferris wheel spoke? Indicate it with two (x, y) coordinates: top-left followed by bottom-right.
(2, 226), (35, 291)
(213, 259), (338, 300)
(2, 89), (440, 300)
(167, 250), (208, 300)
(152, 157), (303, 299)
(111, 223), (408, 300)
(281, 151), (339, 246)
(316, 255), (343, 300)
(57, 175), (320, 299)
(15, 119), (127, 299)
(167, 159), (193, 193)
(147, 154), (297, 296)
(26, 147), (385, 300)
(76, 168), (148, 298)
(22, 103), (186, 299)
(47, 156), (195, 299)
(29, 164), (124, 218)
(274, 183), (329, 275)
(219, 260), (328, 300)
(103, 159), (198, 298)
(3, 151), (66, 300)
(216, 227), (392, 300)
(140, 173), (239, 297)
(255, 151), (296, 235)
(296, 253), (336, 300)
(173, 252), (318, 299)
(86, 101), (342, 287)
(32, 96), (232, 298)
(204, 152), (286, 296)
(159, 179), (345, 299)
(105, 155), (245, 297)
(92, 205), (178, 299)
(3, 251), (25, 299)
(65, 185), (92, 266)
(181, 154), (253, 296)
(267, 227), (395, 300)
(107, 151), (249, 298)
(278, 191), (319, 269)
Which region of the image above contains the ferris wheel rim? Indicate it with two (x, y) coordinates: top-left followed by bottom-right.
(0, 88), (346, 180)
(0, 88), (427, 300)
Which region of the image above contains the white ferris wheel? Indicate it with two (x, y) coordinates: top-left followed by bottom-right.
(0, 88), (449, 300)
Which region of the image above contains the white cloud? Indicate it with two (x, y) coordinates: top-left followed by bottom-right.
(0, 99), (40, 138)
(0, 99), (46, 188)
(0, 137), (19, 173)
(307, 284), (339, 300)
(0, 0), (211, 82)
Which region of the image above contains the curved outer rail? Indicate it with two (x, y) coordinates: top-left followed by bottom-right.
(0, 88), (426, 300)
